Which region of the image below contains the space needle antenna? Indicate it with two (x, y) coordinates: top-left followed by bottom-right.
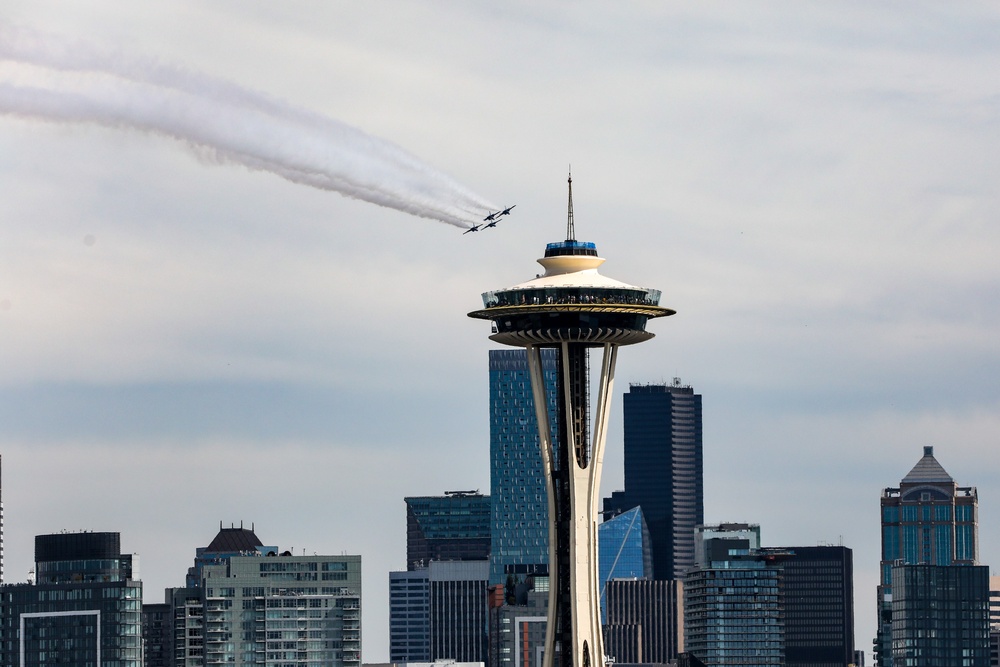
(566, 167), (576, 241)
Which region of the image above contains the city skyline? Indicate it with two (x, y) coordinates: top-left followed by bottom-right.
(3, 3), (1000, 664)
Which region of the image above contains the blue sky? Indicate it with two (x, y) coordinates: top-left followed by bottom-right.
(3, 2), (1000, 661)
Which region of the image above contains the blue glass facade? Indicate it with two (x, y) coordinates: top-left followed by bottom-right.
(488, 348), (559, 585)
(598, 506), (652, 622)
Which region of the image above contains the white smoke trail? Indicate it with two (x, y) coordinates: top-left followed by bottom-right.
(0, 24), (496, 228)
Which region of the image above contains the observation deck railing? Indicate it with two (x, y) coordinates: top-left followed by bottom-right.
(481, 286), (661, 309)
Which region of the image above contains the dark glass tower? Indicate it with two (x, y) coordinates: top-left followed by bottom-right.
(488, 348), (559, 586)
(0, 532), (143, 667)
(605, 381), (703, 581)
(891, 564), (990, 666)
(781, 546), (855, 667)
(405, 491), (490, 570)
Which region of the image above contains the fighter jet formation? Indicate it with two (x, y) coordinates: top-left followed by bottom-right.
(466, 205), (516, 234)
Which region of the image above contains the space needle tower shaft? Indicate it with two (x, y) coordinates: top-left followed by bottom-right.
(470, 174), (674, 667)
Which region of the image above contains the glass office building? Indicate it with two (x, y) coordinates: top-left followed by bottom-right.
(489, 348), (559, 586)
(891, 564), (990, 666)
(598, 506), (652, 621)
(0, 532), (143, 667)
(405, 492), (490, 570)
(875, 447), (978, 666)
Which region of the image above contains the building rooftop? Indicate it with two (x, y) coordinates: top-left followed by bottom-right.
(204, 525), (264, 554)
(901, 446), (954, 486)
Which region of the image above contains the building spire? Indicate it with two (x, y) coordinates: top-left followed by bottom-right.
(566, 167), (576, 241)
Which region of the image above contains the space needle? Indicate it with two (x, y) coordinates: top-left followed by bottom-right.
(469, 174), (674, 667)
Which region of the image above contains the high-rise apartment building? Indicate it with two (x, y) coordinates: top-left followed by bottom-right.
(0, 531), (143, 666)
(605, 381), (703, 581)
(683, 523), (786, 667)
(165, 525), (361, 667)
(875, 446), (978, 666)
(405, 491), (490, 570)
(488, 348), (559, 586)
(143, 602), (172, 667)
(781, 546), (854, 667)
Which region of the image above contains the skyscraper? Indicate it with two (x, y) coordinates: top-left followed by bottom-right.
(488, 348), (559, 586)
(471, 175), (673, 667)
(605, 380), (703, 581)
(874, 446), (978, 666)
(597, 506), (652, 621)
(405, 491), (491, 570)
(0, 531), (143, 666)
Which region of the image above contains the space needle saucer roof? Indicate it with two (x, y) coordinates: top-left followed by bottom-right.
(468, 176), (674, 347)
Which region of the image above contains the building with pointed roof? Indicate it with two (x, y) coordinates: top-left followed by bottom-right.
(162, 524), (361, 667)
(873, 446), (979, 666)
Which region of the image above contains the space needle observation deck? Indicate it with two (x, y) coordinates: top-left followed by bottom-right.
(469, 175), (674, 667)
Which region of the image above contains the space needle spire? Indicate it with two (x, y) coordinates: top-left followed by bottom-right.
(470, 176), (675, 667)
(566, 169), (576, 241)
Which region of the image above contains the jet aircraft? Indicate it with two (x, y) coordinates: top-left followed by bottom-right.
(463, 223), (482, 234)
(497, 205), (516, 216)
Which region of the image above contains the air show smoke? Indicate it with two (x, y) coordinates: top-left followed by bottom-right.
(0, 24), (494, 228)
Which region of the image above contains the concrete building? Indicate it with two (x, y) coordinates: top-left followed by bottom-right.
(0, 531), (143, 666)
(875, 446), (978, 666)
(165, 524), (361, 667)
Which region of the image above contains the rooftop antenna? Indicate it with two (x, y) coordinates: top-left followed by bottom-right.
(566, 167), (575, 242)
